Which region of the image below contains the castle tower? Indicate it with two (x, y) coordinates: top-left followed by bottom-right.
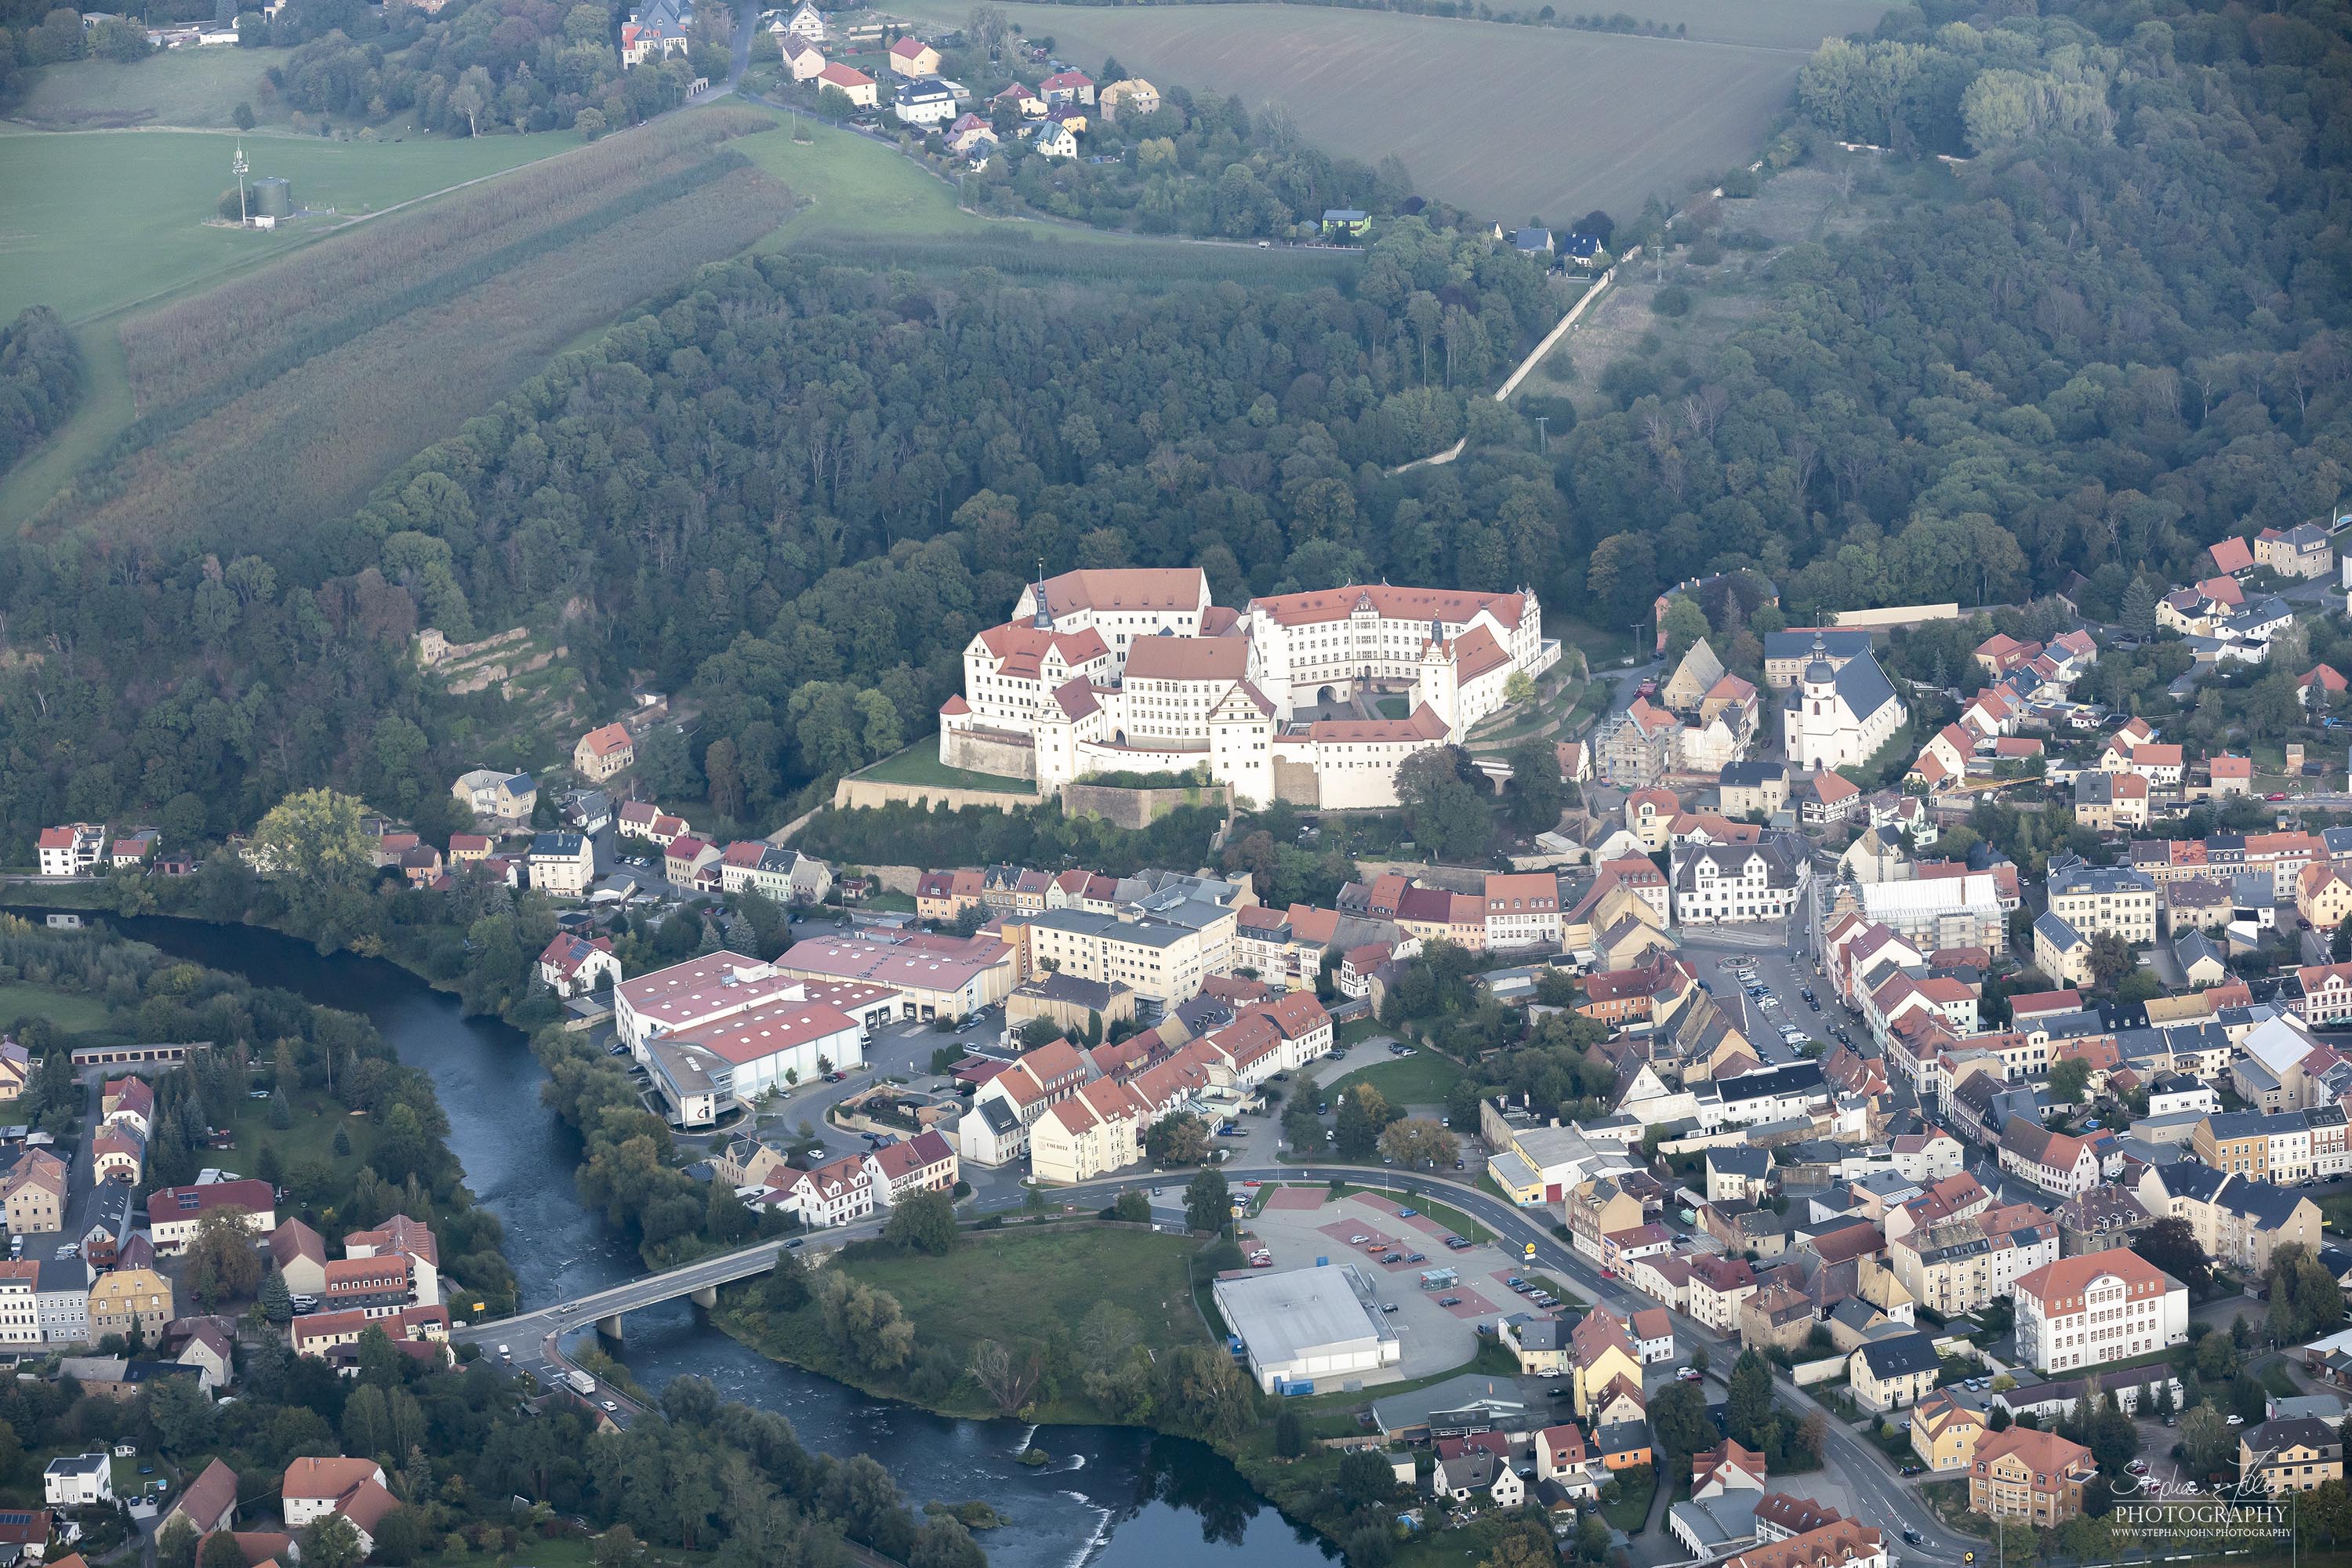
(1417, 623), (1461, 740)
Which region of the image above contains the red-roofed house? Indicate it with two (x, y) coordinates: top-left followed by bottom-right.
(817, 61), (878, 106)
(147, 1179), (276, 1254)
(775, 1154), (874, 1228)
(885, 34), (939, 74)
(537, 933), (619, 997)
(863, 1130), (958, 1203)
(2209, 536), (2256, 576)
(572, 724), (633, 782)
(1040, 68), (1094, 105)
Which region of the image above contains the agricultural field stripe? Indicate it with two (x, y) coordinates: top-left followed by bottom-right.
(88, 149), (773, 474)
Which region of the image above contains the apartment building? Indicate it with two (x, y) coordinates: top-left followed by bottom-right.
(1019, 904), (1236, 1007)
(2014, 1250), (2188, 1374)
(2046, 862), (2159, 946)
(1484, 873), (1563, 949)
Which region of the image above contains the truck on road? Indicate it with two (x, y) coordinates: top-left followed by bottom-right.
(562, 1368), (597, 1396)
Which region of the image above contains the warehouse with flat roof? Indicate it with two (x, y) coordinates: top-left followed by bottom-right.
(1211, 1264), (1400, 1393)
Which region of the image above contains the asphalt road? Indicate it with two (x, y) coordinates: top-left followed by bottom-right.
(477, 1156), (1972, 1562)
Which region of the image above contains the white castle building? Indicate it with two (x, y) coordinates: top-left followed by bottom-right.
(938, 568), (1559, 808)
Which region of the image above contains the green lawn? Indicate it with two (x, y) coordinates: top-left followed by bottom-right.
(0, 124), (583, 325)
(0, 982), (112, 1033)
(738, 114), (993, 245)
(1319, 1049), (1467, 1108)
(1599, 1465), (1656, 1533)
(832, 1224), (1206, 1362)
(854, 742), (1038, 794)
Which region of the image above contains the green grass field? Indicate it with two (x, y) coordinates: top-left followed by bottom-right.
(0, 982), (111, 1033)
(835, 1225), (1207, 1360)
(855, 742), (1039, 794)
(14, 46), (289, 131)
(1318, 1048), (1466, 1107)
(886, 0), (1882, 219)
(0, 125), (582, 325)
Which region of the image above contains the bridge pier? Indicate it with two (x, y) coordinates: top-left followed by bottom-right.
(596, 1312), (625, 1343)
(690, 1285), (718, 1310)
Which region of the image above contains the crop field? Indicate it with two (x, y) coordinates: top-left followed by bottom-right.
(890, 0), (1888, 220)
(0, 124), (578, 325)
(29, 108), (798, 552)
(12, 45), (289, 130)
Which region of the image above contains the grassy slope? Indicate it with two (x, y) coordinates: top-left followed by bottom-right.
(14, 46), (289, 130)
(0, 982), (111, 1032)
(889, 0), (1882, 220)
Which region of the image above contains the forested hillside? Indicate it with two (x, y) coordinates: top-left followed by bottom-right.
(1571, 0), (2351, 630)
(0, 220), (1558, 849)
(0, 307), (80, 479)
(0, 0), (2346, 858)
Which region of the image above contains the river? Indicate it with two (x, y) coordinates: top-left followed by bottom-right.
(96, 916), (1336, 1568)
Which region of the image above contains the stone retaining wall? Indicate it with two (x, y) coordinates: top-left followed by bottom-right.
(832, 778), (1034, 814)
(1062, 781), (1228, 829)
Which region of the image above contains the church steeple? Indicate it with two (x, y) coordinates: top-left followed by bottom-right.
(1031, 560), (1052, 630)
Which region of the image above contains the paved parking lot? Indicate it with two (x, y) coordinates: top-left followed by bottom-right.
(1234, 1185), (1548, 1378)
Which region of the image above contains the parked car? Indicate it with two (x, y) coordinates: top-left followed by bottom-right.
(1438, 1295), (1463, 1307)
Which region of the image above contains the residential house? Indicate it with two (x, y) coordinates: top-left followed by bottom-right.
(1039, 67), (1094, 104)
(2256, 523), (2333, 579)
(1098, 77), (1159, 118)
(288, 1304), (449, 1370)
(536, 933), (620, 998)
(884, 34), (939, 74)
(2239, 1417), (2342, 1495)
(1910, 1388), (1986, 1472)
(817, 62), (878, 107)
(2132, 1163), (2321, 1273)
(864, 1131), (959, 1204)
(42, 1455), (109, 1508)
(87, 1253), (172, 1340)
(450, 768), (535, 822)
(775, 1155), (875, 1229)
(528, 832), (594, 898)
(162, 1457), (239, 1537)
(1969, 1428), (2093, 1526)
(572, 724), (633, 781)
(263, 1216), (328, 1291)
(146, 1178), (275, 1254)
(281, 1457), (399, 1554)
(34, 826), (105, 878)
(1850, 1329), (1942, 1413)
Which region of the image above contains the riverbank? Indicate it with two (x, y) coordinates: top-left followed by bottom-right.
(709, 1211), (1496, 1563)
(89, 908), (1340, 1568)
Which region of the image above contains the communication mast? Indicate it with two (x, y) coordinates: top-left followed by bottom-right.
(233, 140), (249, 225)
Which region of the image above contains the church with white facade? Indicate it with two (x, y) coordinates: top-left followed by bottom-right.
(938, 568), (1559, 808)
(1781, 633), (1907, 772)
